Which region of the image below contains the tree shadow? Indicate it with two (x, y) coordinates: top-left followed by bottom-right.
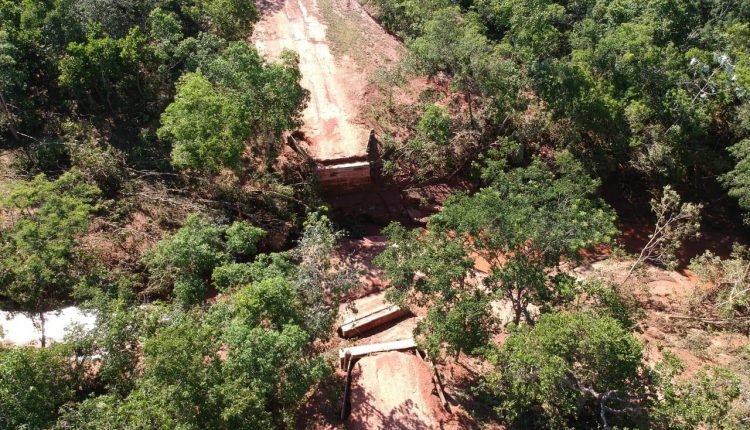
(255, 0), (285, 19)
(445, 366), (500, 428)
(294, 370), (345, 429)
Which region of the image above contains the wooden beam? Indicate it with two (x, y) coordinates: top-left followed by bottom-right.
(340, 351), (354, 421)
(419, 350), (450, 412)
(339, 338), (417, 369)
(338, 304), (410, 338)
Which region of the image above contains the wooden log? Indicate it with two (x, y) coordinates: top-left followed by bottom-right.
(339, 338), (417, 369)
(340, 351), (354, 421)
(338, 304), (410, 338)
(419, 350), (450, 412)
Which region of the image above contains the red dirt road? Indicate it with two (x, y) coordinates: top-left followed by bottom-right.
(252, 0), (372, 160)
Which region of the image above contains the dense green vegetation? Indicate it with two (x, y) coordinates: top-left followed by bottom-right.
(367, 0), (750, 427)
(376, 152), (618, 355)
(0, 171), (99, 346)
(375, 151), (745, 428)
(1, 0), (749, 428)
(0, 1), (335, 428)
(2, 213), (349, 429)
(371, 0), (750, 220)
(484, 312), (742, 429)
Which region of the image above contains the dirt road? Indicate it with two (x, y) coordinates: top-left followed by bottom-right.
(252, 0), (373, 160)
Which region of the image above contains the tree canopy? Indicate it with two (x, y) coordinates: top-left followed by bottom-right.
(0, 171), (99, 345)
(485, 311), (644, 429)
(376, 153), (618, 357)
(159, 44), (308, 173)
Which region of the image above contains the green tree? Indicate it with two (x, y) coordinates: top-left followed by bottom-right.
(219, 323), (328, 428)
(143, 213), (228, 307)
(59, 27), (154, 111)
(192, 0), (259, 40)
(212, 252), (295, 292)
(416, 104), (451, 145)
(232, 277), (302, 330)
(375, 222), (488, 359)
(292, 212), (355, 340)
(418, 291), (492, 360)
(389, 104), (461, 181)
(651, 353), (742, 430)
(0, 29), (25, 140)
(0, 345), (79, 430)
(57, 293), (328, 429)
(158, 71), (247, 172)
(160, 43), (308, 173)
(148, 7), (185, 74)
(409, 7), (521, 126)
(82, 299), (163, 397)
(70, 0), (154, 39)
(367, 0), (451, 38)
(377, 153), (617, 358)
(475, 0), (568, 60)
(173, 31), (229, 73)
(225, 220), (265, 258)
(203, 44), (308, 162)
(212, 262), (253, 292)
(64, 122), (126, 196)
(435, 152), (617, 324)
(484, 311), (644, 429)
(0, 171), (99, 346)
(723, 137), (750, 222)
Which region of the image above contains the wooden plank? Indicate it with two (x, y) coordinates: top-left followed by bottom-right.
(419, 350), (450, 412)
(339, 338), (417, 369)
(338, 304), (409, 338)
(340, 351), (354, 421)
(317, 161), (371, 191)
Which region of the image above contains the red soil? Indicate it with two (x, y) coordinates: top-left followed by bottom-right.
(336, 235), (389, 299)
(252, 0), (378, 160)
(348, 351), (460, 429)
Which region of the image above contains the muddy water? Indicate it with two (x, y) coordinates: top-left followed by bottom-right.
(0, 307), (96, 347)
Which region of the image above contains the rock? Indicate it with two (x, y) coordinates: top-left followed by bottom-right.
(402, 189), (423, 206)
(645, 326), (666, 340)
(407, 207), (429, 223)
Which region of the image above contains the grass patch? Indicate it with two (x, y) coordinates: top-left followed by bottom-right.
(317, 0), (372, 67)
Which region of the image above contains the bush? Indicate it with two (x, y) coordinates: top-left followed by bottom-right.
(212, 262), (254, 292)
(143, 214), (227, 306)
(484, 312), (643, 428)
(225, 221), (265, 258)
(0, 346), (79, 430)
(233, 277), (302, 330)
